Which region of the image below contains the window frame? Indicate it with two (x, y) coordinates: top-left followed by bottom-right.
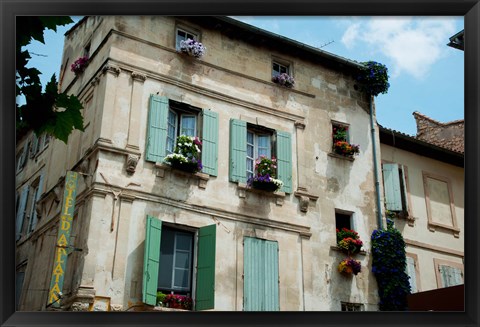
(422, 171), (460, 237)
(175, 26), (199, 51)
(166, 101), (201, 154)
(246, 127), (274, 179)
(157, 225), (196, 296)
(405, 253), (421, 293)
(271, 57), (292, 78)
(332, 121), (350, 143)
(335, 209), (354, 232)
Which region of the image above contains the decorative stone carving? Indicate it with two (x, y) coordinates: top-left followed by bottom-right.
(70, 302), (90, 312)
(126, 154), (140, 174)
(299, 195), (309, 212)
(91, 76), (100, 86)
(294, 121), (306, 129)
(102, 65), (121, 77)
(294, 189), (319, 213)
(131, 72), (147, 83)
(110, 304), (123, 312)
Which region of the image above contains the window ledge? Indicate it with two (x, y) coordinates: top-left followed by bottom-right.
(428, 221), (460, 238)
(155, 162), (210, 189)
(236, 182), (286, 206)
(151, 306), (191, 312)
(330, 245), (367, 256)
(328, 152), (355, 161)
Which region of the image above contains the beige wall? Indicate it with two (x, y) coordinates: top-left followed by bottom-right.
(17, 16), (381, 311)
(380, 143), (464, 292)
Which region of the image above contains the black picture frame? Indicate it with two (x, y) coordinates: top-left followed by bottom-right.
(2, 1), (478, 326)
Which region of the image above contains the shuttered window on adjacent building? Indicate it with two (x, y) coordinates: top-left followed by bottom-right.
(229, 118), (292, 193)
(142, 215), (216, 310)
(382, 163), (409, 213)
(439, 265), (463, 288)
(243, 237), (279, 311)
(146, 95), (218, 176)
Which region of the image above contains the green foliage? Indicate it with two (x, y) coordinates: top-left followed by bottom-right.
(356, 61), (390, 97)
(16, 16), (85, 144)
(156, 291), (167, 306)
(371, 219), (411, 311)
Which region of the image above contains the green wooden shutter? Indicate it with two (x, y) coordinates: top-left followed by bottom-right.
(15, 186), (29, 240)
(29, 174), (44, 232)
(196, 224), (216, 310)
(142, 215), (162, 306)
(201, 110), (219, 176)
(146, 95), (169, 163)
(383, 163), (402, 211)
(243, 237), (279, 311)
(276, 131), (292, 193)
(229, 119), (247, 183)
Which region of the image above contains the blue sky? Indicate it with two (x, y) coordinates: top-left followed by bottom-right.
(24, 16), (464, 136)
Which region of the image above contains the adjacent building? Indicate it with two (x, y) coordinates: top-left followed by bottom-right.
(379, 113), (464, 295)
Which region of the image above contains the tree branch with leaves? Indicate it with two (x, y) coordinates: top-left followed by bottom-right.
(16, 16), (84, 144)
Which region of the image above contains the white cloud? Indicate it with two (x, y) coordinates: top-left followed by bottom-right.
(340, 17), (457, 79)
(341, 23), (360, 49)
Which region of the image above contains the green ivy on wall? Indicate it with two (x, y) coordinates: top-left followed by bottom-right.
(371, 218), (411, 310)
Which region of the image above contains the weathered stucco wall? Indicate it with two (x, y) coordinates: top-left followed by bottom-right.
(18, 16), (381, 311)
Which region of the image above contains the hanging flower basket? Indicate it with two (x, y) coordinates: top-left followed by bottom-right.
(71, 56), (89, 75)
(164, 135), (203, 173)
(272, 73), (295, 88)
(247, 156), (283, 192)
(179, 39), (206, 58)
(355, 61), (390, 97)
(338, 258), (362, 276)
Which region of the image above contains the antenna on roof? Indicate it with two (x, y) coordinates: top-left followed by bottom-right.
(318, 40), (335, 49)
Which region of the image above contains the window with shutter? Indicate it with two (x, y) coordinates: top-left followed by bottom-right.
(146, 95), (218, 176)
(229, 119), (293, 193)
(142, 216), (216, 310)
(243, 237), (279, 311)
(15, 186), (30, 240)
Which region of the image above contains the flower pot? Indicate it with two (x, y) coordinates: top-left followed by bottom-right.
(170, 160), (200, 173)
(252, 180), (279, 192)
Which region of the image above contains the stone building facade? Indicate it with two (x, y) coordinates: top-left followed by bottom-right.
(16, 16), (384, 312)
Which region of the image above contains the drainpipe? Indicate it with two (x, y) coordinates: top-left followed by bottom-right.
(369, 95), (383, 229)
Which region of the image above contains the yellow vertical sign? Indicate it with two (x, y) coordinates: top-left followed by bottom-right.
(47, 171), (78, 307)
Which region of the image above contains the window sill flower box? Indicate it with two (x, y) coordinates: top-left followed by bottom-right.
(246, 156), (283, 193)
(179, 38), (206, 58)
(272, 73), (295, 88)
(332, 141), (360, 158)
(71, 56), (89, 76)
(163, 135), (203, 173)
(336, 228), (364, 255)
